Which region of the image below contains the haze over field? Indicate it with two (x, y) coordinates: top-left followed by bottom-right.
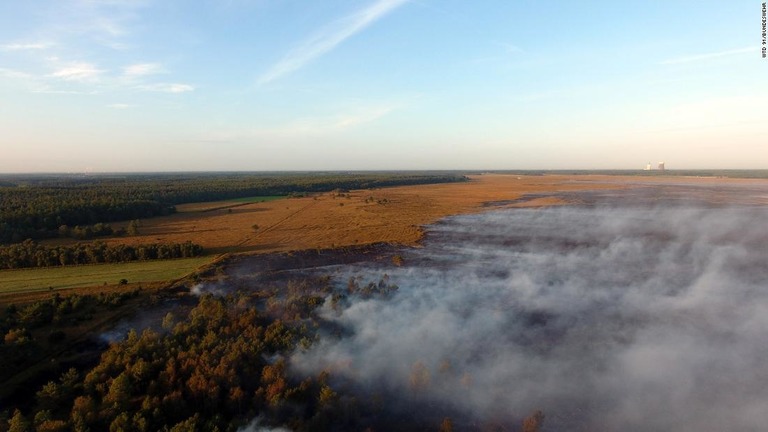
(285, 186), (768, 431)
(1, 1), (765, 172)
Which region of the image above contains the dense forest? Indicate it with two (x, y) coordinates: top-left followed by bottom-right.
(0, 240), (203, 270)
(1, 291), (325, 432)
(0, 289), (143, 390)
(0, 274), (543, 431)
(0, 173), (467, 244)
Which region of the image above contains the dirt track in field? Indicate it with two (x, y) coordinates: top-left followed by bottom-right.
(98, 174), (768, 254)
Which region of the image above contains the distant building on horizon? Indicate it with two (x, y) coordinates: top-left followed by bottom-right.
(644, 162), (652, 171)
(658, 161), (665, 171)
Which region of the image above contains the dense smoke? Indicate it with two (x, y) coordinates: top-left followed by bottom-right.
(290, 191), (768, 431)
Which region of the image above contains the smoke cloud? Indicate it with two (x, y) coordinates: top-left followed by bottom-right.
(289, 189), (768, 431)
(238, 418), (292, 432)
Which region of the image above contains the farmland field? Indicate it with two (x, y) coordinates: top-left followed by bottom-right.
(0, 256), (212, 295)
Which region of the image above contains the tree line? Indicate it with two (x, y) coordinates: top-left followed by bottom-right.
(0, 173), (468, 244)
(0, 240), (203, 270)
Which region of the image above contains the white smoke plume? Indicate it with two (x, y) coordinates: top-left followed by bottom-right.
(237, 417), (292, 432)
(290, 188), (768, 431)
(190, 281), (229, 297)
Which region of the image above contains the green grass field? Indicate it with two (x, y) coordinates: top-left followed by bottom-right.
(0, 256), (213, 294)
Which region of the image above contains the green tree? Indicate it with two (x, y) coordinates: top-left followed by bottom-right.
(7, 409), (30, 432)
(104, 372), (132, 413)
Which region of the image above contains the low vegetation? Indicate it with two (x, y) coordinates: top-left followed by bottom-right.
(0, 173), (467, 243)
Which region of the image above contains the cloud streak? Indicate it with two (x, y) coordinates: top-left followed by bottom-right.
(138, 83), (195, 93)
(1, 57), (193, 95)
(50, 62), (105, 81)
(257, 0), (411, 85)
(661, 46), (756, 64)
(332, 105), (395, 129)
(0, 42), (52, 51)
(123, 63), (165, 78)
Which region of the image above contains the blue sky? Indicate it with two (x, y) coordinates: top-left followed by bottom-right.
(0, 0), (765, 172)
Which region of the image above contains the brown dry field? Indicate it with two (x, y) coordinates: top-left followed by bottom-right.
(91, 173), (768, 255)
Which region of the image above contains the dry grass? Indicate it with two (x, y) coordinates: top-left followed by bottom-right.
(42, 173), (768, 257)
(87, 174), (621, 254)
(175, 196), (285, 212)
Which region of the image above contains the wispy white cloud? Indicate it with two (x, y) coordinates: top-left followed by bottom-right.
(0, 42), (53, 51)
(661, 47), (756, 64)
(31, 87), (99, 95)
(91, 16), (128, 37)
(48, 0), (147, 50)
(50, 62), (105, 81)
(1, 3), (195, 98)
(258, 0), (411, 85)
(123, 63), (165, 77)
(253, 104), (398, 137)
(138, 83), (194, 93)
(3, 58), (192, 95)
